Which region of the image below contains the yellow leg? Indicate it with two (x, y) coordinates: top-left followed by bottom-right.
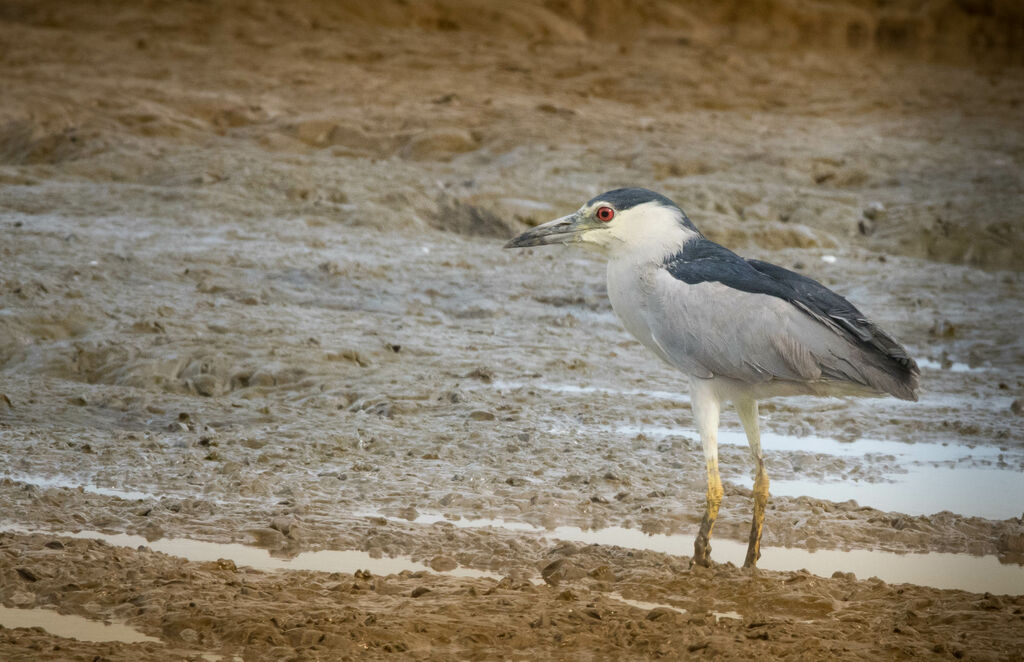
(690, 379), (721, 568)
(693, 457), (723, 567)
(737, 398), (769, 568)
(744, 462), (769, 567)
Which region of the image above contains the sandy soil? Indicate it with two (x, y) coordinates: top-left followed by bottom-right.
(1, 1), (1024, 659)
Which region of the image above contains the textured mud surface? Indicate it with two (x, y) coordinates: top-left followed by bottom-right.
(2, 1), (1024, 660)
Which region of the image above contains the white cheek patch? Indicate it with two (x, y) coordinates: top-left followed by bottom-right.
(585, 202), (698, 261)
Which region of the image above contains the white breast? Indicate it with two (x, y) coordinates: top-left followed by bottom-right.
(606, 257), (673, 365)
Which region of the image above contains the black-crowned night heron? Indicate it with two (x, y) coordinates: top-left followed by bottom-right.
(505, 188), (920, 568)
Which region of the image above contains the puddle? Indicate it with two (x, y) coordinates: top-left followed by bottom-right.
(608, 594), (738, 622)
(616, 425), (1023, 520)
(0, 606), (161, 644)
(405, 515), (1024, 595)
(608, 594), (684, 613)
(617, 425), (1012, 463)
(3, 472), (161, 502)
(2, 472), (273, 509)
(757, 467), (1024, 520)
(0, 526), (499, 581)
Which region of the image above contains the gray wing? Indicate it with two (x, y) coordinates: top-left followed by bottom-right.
(644, 272), (838, 384)
(647, 245), (919, 400)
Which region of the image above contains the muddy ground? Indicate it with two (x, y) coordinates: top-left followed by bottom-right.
(1, 1), (1024, 660)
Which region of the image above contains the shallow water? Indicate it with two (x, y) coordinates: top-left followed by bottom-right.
(761, 467), (1024, 520)
(618, 425), (1012, 463)
(406, 514), (1024, 595)
(0, 606), (161, 644)
(0, 526), (499, 581)
(607, 595), (738, 621)
(1, 472), (162, 503)
(616, 424), (1024, 519)
(608, 594), (686, 614)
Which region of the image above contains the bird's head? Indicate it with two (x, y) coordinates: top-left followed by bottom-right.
(504, 188), (701, 260)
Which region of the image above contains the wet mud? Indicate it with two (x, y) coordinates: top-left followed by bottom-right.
(2, 1), (1024, 659)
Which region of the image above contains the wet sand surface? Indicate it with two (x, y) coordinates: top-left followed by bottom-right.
(2, 1), (1024, 659)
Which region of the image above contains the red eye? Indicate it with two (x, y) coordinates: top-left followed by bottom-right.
(596, 206), (615, 222)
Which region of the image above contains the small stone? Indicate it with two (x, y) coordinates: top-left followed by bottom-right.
(530, 612), (552, 628)
(248, 369), (276, 387)
(411, 586), (431, 597)
(142, 523), (164, 542)
(270, 516), (295, 535)
(10, 591), (35, 606)
(542, 558), (586, 586)
(468, 410), (495, 421)
(1010, 398), (1024, 416)
(536, 103), (576, 116)
(179, 628), (200, 644)
(248, 527), (286, 548)
(429, 556), (457, 572)
(863, 201), (886, 221)
(646, 607), (677, 621)
(191, 374), (220, 397)
(464, 367), (494, 382)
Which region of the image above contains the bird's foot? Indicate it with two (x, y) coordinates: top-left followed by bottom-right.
(692, 535), (712, 568)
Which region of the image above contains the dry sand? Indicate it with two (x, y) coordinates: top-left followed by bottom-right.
(1, 1), (1023, 659)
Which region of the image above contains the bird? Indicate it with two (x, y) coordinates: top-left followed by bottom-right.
(504, 187), (919, 568)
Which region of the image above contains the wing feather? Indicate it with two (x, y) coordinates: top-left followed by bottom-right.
(655, 241), (920, 400)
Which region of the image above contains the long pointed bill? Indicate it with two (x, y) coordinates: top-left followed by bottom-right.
(504, 212), (585, 248)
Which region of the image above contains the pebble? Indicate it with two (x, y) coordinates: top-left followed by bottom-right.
(190, 374), (220, 397)
(249, 527), (287, 548)
(863, 201), (887, 221)
(429, 556), (457, 572)
(646, 607), (678, 621)
(10, 591), (35, 606)
(179, 627), (200, 644)
(541, 558), (586, 586)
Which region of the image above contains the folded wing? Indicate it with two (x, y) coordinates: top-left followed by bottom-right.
(651, 240), (919, 400)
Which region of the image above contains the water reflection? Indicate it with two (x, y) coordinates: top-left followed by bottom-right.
(0, 527), (499, 581)
(407, 514), (1024, 595)
(0, 606), (160, 644)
